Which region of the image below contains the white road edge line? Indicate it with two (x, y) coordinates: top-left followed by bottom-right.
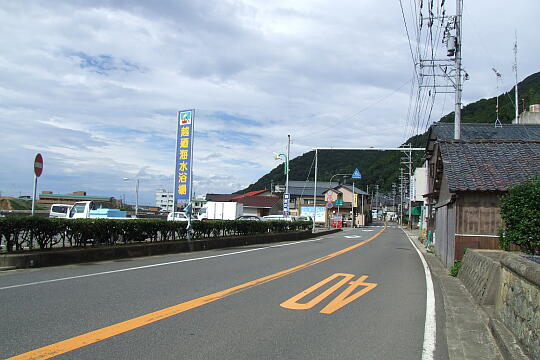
(0, 237), (327, 291)
(402, 229), (436, 360)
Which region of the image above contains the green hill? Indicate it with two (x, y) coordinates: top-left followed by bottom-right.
(238, 71), (540, 194)
(441, 71), (540, 124)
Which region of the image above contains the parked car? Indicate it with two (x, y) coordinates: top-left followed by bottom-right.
(167, 212), (189, 221)
(67, 201), (129, 219)
(236, 215), (265, 221)
(293, 216), (312, 222)
(49, 204), (72, 218)
(262, 215), (293, 221)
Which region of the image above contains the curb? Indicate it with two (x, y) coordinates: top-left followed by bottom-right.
(0, 266), (16, 271)
(401, 227), (504, 360)
(489, 317), (529, 360)
(0, 229), (341, 269)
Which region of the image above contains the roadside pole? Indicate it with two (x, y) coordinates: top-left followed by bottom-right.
(31, 174), (37, 216)
(352, 182), (355, 228)
(31, 153), (44, 251)
(312, 149), (318, 233)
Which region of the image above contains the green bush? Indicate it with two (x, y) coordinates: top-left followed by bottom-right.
(449, 260), (462, 277)
(499, 176), (540, 255)
(0, 217), (311, 253)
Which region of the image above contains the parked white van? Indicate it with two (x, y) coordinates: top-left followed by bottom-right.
(49, 204), (72, 218)
(167, 212), (189, 221)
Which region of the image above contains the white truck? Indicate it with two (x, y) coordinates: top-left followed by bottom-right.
(198, 202), (243, 220)
(67, 201), (130, 219)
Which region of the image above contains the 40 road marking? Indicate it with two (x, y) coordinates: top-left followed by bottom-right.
(8, 226), (386, 360)
(280, 273), (377, 314)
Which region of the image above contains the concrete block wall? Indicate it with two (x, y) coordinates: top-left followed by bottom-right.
(458, 250), (504, 305)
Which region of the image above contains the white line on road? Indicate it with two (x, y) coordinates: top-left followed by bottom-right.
(0, 238), (328, 291)
(402, 229), (436, 360)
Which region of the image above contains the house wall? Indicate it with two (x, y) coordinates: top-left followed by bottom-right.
(413, 167), (428, 202)
(434, 174), (456, 267)
(454, 192), (504, 260)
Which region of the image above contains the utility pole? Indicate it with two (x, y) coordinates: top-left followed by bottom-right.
(399, 168), (404, 226)
(400, 145), (413, 228)
(286, 134), (290, 195)
(454, 0), (463, 139)
(375, 185), (379, 210)
(392, 183), (396, 213)
(513, 32), (519, 123)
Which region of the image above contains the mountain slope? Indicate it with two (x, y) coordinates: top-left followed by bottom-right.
(238, 71), (540, 194)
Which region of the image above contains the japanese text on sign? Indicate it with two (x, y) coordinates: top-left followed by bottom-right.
(174, 110), (194, 201)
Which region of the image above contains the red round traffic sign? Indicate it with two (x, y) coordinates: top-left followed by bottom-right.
(34, 153), (43, 177)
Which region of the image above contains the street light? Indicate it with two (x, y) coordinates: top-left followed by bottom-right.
(329, 173), (349, 184)
(123, 177), (139, 216)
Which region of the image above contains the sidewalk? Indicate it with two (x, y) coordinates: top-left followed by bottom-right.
(402, 227), (503, 360)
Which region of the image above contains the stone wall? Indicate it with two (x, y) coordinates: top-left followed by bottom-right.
(460, 250), (540, 359)
(496, 255), (540, 359)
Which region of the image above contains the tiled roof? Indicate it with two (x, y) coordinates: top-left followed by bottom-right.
(287, 181), (340, 188)
(439, 140), (540, 192)
(205, 194), (236, 201)
(287, 186), (328, 197)
(431, 123), (540, 141)
(237, 196), (280, 208)
(231, 190), (268, 199)
(337, 185), (369, 196)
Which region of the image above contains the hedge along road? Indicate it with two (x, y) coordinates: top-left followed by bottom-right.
(0, 224), (447, 360)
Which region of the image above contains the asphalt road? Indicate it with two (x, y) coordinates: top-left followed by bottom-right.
(0, 224), (449, 360)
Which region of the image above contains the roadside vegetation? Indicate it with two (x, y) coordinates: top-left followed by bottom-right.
(499, 176), (540, 255)
(0, 217), (311, 253)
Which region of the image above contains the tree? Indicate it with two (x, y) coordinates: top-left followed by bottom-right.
(499, 176), (540, 255)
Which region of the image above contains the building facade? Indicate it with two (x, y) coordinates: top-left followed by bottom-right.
(155, 189), (174, 212)
(38, 191), (119, 208)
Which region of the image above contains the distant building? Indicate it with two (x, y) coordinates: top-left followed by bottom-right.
(155, 189), (207, 213)
(38, 191), (119, 208)
(513, 104), (540, 124)
(155, 189), (174, 212)
(206, 190), (280, 217)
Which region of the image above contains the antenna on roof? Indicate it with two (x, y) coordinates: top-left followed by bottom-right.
(492, 68), (503, 128)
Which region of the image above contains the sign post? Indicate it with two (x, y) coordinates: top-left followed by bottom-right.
(174, 110), (195, 240)
(283, 193), (290, 216)
(351, 168), (362, 228)
(32, 153), (43, 217)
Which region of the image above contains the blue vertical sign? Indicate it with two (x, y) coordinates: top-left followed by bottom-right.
(175, 110), (194, 201)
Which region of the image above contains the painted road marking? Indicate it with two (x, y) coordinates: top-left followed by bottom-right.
(402, 229), (436, 360)
(1, 238), (327, 291)
(280, 273), (377, 314)
(344, 235), (362, 238)
(7, 226), (387, 360)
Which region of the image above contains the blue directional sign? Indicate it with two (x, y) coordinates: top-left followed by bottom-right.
(352, 168), (362, 179)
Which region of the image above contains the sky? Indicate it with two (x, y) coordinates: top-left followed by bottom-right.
(1, 0), (539, 206)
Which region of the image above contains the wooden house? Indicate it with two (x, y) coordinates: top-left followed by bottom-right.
(424, 123), (540, 267)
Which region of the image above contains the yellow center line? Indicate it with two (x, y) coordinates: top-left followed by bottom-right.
(8, 225), (387, 360)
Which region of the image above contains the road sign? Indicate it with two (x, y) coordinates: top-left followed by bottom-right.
(334, 200), (344, 206)
(34, 153), (43, 177)
(352, 168), (362, 179)
(326, 202), (333, 209)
